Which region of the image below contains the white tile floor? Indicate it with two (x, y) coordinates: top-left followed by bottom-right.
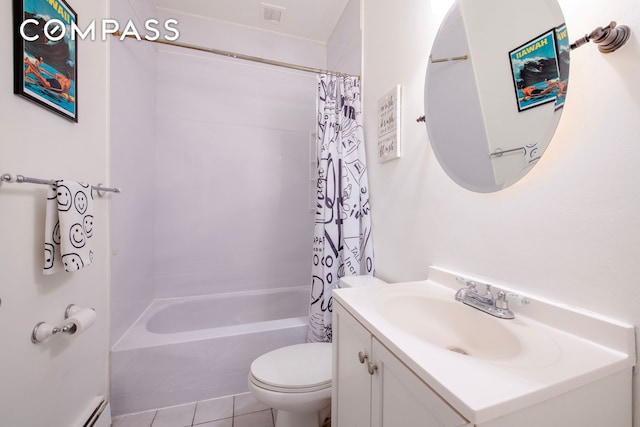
(110, 392), (275, 427)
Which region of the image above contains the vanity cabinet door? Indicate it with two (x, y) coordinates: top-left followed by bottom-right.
(370, 338), (470, 427)
(333, 302), (470, 427)
(332, 303), (373, 427)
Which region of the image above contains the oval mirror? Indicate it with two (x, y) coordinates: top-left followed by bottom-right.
(425, 0), (569, 192)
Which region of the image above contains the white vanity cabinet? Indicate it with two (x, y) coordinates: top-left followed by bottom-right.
(332, 301), (470, 427)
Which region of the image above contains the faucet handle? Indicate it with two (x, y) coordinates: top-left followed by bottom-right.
(505, 291), (530, 305)
(495, 290), (530, 310)
(455, 277), (477, 291)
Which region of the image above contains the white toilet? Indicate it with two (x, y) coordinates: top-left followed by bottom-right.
(248, 275), (387, 427)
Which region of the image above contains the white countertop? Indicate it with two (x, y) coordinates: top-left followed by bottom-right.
(333, 267), (636, 424)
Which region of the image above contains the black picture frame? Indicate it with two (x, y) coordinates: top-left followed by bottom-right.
(508, 29), (560, 113)
(13, 0), (78, 122)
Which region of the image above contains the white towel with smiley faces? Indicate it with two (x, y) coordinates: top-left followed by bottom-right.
(43, 180), (94, 274)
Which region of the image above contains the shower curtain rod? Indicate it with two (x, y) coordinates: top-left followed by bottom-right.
(113, 32), (360, 78)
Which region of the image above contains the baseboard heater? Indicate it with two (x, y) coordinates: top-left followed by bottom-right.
(76, 396), (111, 427)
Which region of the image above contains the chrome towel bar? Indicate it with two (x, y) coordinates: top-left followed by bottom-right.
(1, 173), (121, 197)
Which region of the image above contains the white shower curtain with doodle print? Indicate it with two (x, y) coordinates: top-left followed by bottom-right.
(307, 74), (374, 343)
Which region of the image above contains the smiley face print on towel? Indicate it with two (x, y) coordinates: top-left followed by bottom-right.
(75, 190), (88, 214)
(62, 253), (84, 272)
(56, 184), (73, 211)
(74, 182), (92, 214)
(52, 221), (61, 245)
(43, 180), (95, 274)
(44, 243), (55, 270)
(83, 215), (94, 238)
(69, 223), (86, 248)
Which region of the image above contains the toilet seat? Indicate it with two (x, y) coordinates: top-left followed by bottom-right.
(250, 343), (332, 393)
(249, 373), (330, 393)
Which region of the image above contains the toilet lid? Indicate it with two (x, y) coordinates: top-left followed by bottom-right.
(250, 343), (332, 391)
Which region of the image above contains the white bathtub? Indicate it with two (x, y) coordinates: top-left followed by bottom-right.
(110, 286), (309, 416)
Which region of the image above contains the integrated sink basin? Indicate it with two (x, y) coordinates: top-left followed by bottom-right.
(379, 293), (522, 359)
(372, 283), (562, 368)
(333, 267), (636, 424)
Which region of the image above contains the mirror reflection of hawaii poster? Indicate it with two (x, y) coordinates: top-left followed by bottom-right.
(509, 30), (560, 112)
(13, 0), (78, 122)
(554, 24), (570, 110)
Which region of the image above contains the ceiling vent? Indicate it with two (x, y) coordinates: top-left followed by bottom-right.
(261, 3), (285, 23)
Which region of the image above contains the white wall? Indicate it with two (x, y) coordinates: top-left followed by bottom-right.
(0, 1), (110, 425)
(363, 0), (640, 423)
(152, 12), (319, 298)
(327, 0), (362, 75)
(110, 0), (158, 345)
(157, 9), (326, 68)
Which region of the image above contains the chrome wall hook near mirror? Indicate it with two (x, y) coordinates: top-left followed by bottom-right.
(570, 21), (631, 53)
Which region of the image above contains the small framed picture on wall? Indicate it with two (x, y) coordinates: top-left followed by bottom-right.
(377, 85), (402, 163)
(13, 0), (78, 122)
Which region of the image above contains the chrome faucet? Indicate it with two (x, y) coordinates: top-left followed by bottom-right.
(455, 277), (529, 319)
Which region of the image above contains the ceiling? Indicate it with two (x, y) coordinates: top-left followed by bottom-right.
(153, 0), (351, 43)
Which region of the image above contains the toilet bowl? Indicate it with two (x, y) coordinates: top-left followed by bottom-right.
(248, 275), (387, 427)
(248, 342), (332, 427)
